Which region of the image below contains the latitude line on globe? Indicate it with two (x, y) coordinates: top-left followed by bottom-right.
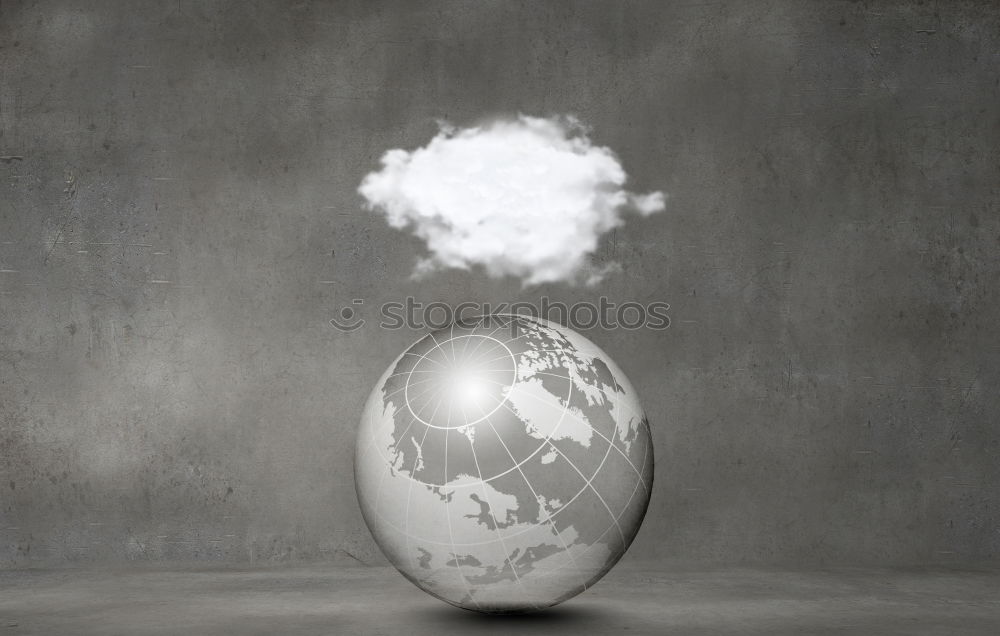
(374, 363), (622, 549)
(505, 378), (650, 492)
(512, 376), (634, 584)
(367, 344), (631, 513)
(365, 315), (648, 574)
(369, 343), (581, 490)
(459, 391), (541, 610)
(494, 362), (649, 490)
(440, 358), (482, 609)
(373, 338), (594, 550)
(525, 438), (651, 585)
(373, 377), (648, 580)
(401, 380), (450, 581)
(477, 387), (592, 596)
(498, 400), (627, 547)
(472, 345), (595, 368)
(499, 390), (626, 544)
(403, 335), (517, 430)
(425, 368), (649, 492)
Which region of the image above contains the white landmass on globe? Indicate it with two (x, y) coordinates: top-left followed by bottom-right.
(504, 377), (593, 448)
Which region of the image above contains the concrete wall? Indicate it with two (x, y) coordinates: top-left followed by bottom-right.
(1, 0), (998, 568)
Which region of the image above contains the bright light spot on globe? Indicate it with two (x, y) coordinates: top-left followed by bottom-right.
(355, 315), (653, 613)
(452, 375), (487, 408)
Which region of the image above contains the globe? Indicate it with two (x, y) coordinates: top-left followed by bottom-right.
(354, 314), (653, 613)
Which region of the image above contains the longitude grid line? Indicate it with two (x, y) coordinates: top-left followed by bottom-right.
(377, 331), (510, 430)
(463, 341), (518, 370)
(360, 391), (387, 461)
(480, 362), (574, 481)
(366, 382), (650, 588)
(463, 326), (503, 359)
(447, 317), (572, 368)
(478, 314), (516, 341)
(383, 367), (463, 381)
(442, 371), (649, 491)
(521, 382), (646, 584)
(364, 316), (641, 589)
(448, 321), (458, 367)
(360, 378), (448, 481)
(402, 364), (458, 420)
(379, 371), (445, 405)
(529, 368), (647, 421)
(403, 336), (516, 430)
(402, 340), (456, 423)
(369, 402), (430, 537)
(476, 323), (639, 588)
(401, 348), (464, 425)
(359, 359), (427, 463)
(508, 378), (649, 491)
(473, 345), (588, 367)
(369, 326), (644, 550)
(456, 325), (484, 366)
(369, 365), (593, 549)
(380, 329), (523, 409)
(488, 315), (552, 352)
(526, 437), (651, 584)
(478, 382), (590, 594)
(385, 320), (506, 586)
(443, 333), (513, 371)
(366, 407), (576, 494)
(400, 349), (446, 367)
(367, 371), (438, 526)
(371, 359), (589, 550)
(456, 368), (644, 445)
(391, 343), (460, 431)
(440, 343), (479, 609)
(382, 408), (428, 479)
(497, 400), (626, 546)
(373, 430), (650, 554)
(401, 379), (448, 579)
(460, 386), (540, 610)
(368, 350), (579, 494)
(389, 376), (454, 434)
(499, 386), (623, 521)
(384, 374), (437, 401)
(370, 357), (629, 546)
(479, 314), (544, 346)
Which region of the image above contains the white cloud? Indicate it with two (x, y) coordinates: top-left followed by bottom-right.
(358, 115), (665, 286)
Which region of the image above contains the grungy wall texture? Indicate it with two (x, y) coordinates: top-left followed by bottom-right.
(1, 0), (998, 568)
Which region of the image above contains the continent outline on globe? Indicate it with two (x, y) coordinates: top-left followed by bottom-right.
(354, 314), (653, 613)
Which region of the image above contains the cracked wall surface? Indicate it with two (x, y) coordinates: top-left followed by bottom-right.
(0, 0), (998, 567)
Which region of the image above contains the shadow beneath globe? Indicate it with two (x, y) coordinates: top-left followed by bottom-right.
(416, 603), (620, 631)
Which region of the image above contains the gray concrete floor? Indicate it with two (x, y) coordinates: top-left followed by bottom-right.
(1, 563), (998, 635)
